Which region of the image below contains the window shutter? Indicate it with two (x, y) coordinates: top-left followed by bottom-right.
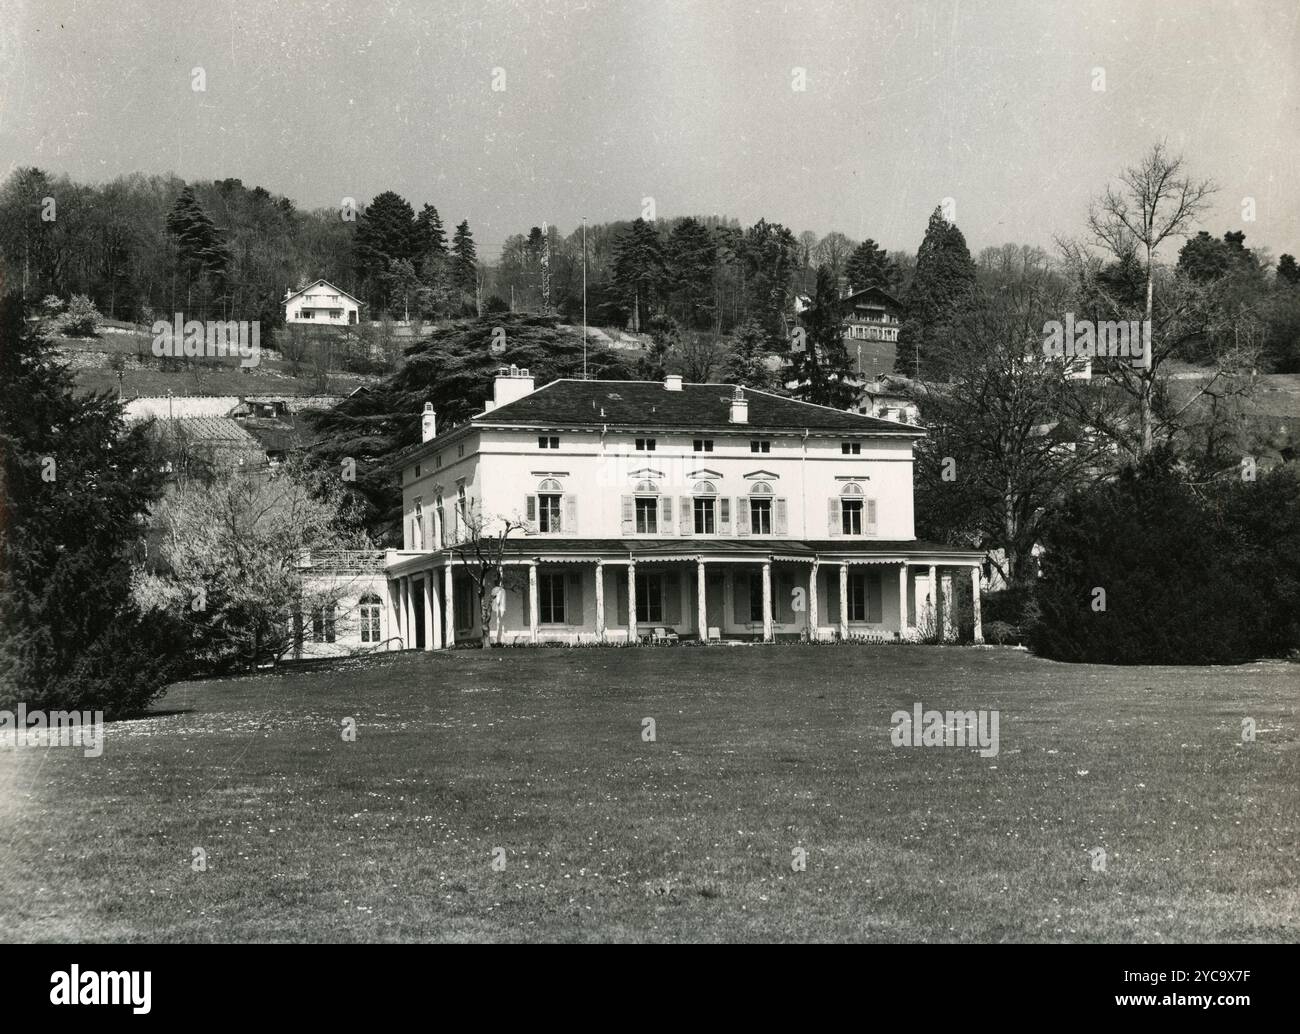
(868, 570), (882, 622)
(565, 496), (577, 534)
(775, 498), (788, 536)
(736, 498), (750, 536)
(866, 498), (878, 535)
(828, 498), (840, 537)
(621, 495), (634, 535)
(719, 497), (731, 535)
(526, 495), (536, 523)
(616, 573), (629, 626)
(679, 497), (692, 535)
(566, 570), (584, 624)
(733, 572), (750, 624)
(661, 496), (673, 535)
(826, 569), (840, 624)
(664, 573), (681, 624)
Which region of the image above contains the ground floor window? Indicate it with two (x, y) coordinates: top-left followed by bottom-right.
(749, 573), (763, 622)
(539, 572), (566, 623)
(848, 571), (883, 622)
(454, 577), (475, 630)
(636, 572), (663, 623)
(311, 603), (337, 643)
(359, 593), (382, 643)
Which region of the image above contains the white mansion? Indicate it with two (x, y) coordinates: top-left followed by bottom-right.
(380, 367), (985, 649)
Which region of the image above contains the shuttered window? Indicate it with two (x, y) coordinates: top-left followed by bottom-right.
(635, 573), (664, 623)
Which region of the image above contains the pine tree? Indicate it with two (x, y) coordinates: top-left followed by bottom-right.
(792, 266), (856, 407)
(451, 220), (479, 313)
(722, 319), (775, 390)
(165, 185), (229, 302)
(896, 206), (976, 378)
(845, 238), (900, 293)
(0, 294), (183, 715)
(355, 191), (417, 313)
(612, 218), (665, 332)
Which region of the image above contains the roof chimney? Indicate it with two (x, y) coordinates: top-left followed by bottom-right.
(664, 373), (683, 391)
(729, 385), (749, 424)
(421, 402), (436, 442)
(488, 365), (535, 411)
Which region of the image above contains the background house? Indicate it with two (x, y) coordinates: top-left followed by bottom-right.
(283, 280), (362, 325)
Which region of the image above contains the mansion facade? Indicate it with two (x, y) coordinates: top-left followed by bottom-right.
(381, 367), (984, 649)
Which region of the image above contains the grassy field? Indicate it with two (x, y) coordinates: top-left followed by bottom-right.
(1, 646), (1296, 943)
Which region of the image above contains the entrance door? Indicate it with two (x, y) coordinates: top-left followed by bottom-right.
(413, 579), (426, 650)
(706, 574), (726, 632)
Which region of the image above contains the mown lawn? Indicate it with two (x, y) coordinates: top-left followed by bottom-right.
(1, 646), (1296, 942)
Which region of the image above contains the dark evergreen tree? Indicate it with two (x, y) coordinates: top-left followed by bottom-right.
(896, 206), (976, 378)
(665, 217), (719, 330)
(451, 220), (479, 312)
(165, 185), (229, 309)
(791, 265), (856, 408)
(612, 218), (665, 332)
(0, 294), (183, 715)
(354, 191), (417, 313)
(1278, 254), (1300, 286)
(845, 238), (900, 293)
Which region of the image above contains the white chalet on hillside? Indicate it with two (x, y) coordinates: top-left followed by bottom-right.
(383, 367), (984, 648)
(283, 279), (361, 325)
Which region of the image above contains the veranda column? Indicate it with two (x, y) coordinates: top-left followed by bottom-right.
(696, 560), (708, 641)
(971, 565), (983, 644)
(838, 564), (849, 640)
(443, 563), (455, 648)
(386, 579), (399, 650)
(941, 570), (954, 641)
(431, 567), (447, 647)
(761, 561), (773, 642)
(527, 561), (539, 643)
(594, 560), (606, 643)
(807, 560), (819, 640)
(927, 564), (938, 638)
(402, 576), (414, 648)
(627, 560), (638, 643)
(898, 563), (910, 637)
(422, 573), (435, 651)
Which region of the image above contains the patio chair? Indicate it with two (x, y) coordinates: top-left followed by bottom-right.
(651, 626), (679, 645)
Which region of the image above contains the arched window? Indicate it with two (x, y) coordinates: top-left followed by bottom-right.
(748, 481), (774, 534)
(840, 482), (867, 535)
(537, 479), (563, 533)
(634, 479), (659, 494)
(633, 480), (660, 533)
(359, 593), (382, 644)
(692, 482), (717, 533)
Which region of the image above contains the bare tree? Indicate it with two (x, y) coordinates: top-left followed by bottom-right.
(813, 231), (857, 286)
(1077, 143), (1217, 455)
(448, 502), (530, 648)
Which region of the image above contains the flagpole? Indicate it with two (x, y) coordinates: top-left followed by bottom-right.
(582, 217), (588, 380)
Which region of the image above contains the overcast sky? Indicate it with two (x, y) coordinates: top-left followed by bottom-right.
(2, 0), (1297, 263)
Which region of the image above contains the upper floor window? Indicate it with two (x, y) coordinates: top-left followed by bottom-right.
(693, 439), (713, 453)
(538, 436), (559, 449)
(311, 603), (337, 643)
(750, 440), (770, 454)
(435, 454), (442, 469)
(693, 481), (716, 534)
(535, 478), (563, 533)
(435, 494), (444, 548)
(837, 482), (876, 536)
(413, 498), (424, 549)
(414, 464), (421, 477)
(458, 444), (465, 458)
(841, 442), (861, 455)
(749, 482), (773, 535)
(635, 438), (656, 452)
(633, 479), (658, 534)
